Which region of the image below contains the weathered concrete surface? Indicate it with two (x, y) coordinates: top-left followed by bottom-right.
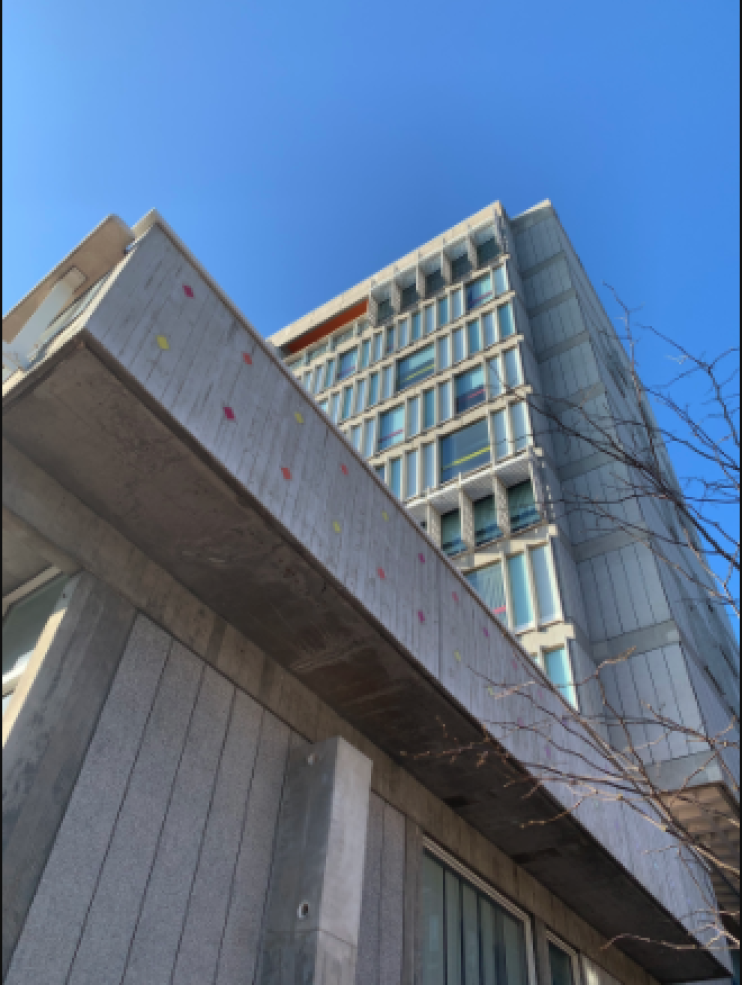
(1, 221), (725, 981)
(258, 737), (372, 984)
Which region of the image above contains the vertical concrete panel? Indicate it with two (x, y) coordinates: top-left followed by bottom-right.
(65, 643), (203, 985)
(380, 803), (406, 985)
(171, 689), (264, 985)
(121, 667), (234, 985)
(401, 818), (423, 985)
(355, 794), (384, 985)
(6, 616), (171, 985)
(216, 711), (291, 985)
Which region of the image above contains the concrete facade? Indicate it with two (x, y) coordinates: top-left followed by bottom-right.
(1, 205), (737, 984)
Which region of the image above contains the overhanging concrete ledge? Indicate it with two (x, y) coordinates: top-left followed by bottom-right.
(1, 223), (727, 983)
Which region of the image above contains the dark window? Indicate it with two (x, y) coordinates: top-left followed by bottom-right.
(454, 367), (486, 414)
(477, 236), (500, 266)
(441, 510), (465, 557)
(426, 269), (446, 296)
(451, 254), (472, 281)
(440, 419), (491, 484)
(377, 298), (393, 323)
(401, 284), (418, 310)
(548, 942), (574, 985)
(474, 496), (501, 546)
(508, 480), (539, 532)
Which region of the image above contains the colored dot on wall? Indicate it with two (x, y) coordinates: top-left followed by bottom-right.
(382, 510), (389, 521)
(183, 285), (194, 298)
(294, 412), (304, 424)
(341, 464), (348, 475)
(243, 352), (253, 365)
(281, 467), (292, 481)
(156, 335), (169, 350)
(511, 659), (518, 671)
(418, 611), (425, 623)
(517, 716), (525, 727)
(452, 592), (459, 603)
(418, 553), (425, 563)
(454, 650), (462, 662)
(377, 567), (385, 580)
(483, 627), (489, 638)
(488, 687), (495, 697)
(333, 521), (341, 533)
(223, 406), (236, 421)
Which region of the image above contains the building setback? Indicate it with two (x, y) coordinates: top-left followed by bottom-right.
(1, 204), (738, 985)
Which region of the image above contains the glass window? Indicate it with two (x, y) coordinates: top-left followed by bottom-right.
(498, 302), (515, 339)
(488, 356), (504, 399)
(314, 364), (326, 393)
(411, 311), (422, 342)
(3, 574), (69, 683)
(438, 335), (451, 371)
(483, 310), (497, 347)
(441, 510), (464, 556)
(368, 372), (380, 407)
(375, 464), (386, 482)
(330, 393), (341, 423)
(308, 342), (328, 364)
(372, 333), (383, 362)
(333, 327), (354, 350)
(379, 405), (405, 451)
(385, 325), (396, 355)
(378, 298), (393, 322)
(438, 295), (448, 328)
(440, 419), (491, 483)
(350, 424), (362, 450)
(423, 443), (436, 491)
(319, 398), (329, 415)
(494, 264), (509, 296)
(466, 562), (507, 622)
(360, 339), (371, 369)
(337, 348), (358, 381)
(401, 285), (418, 311)
(424, 305), (436, 335)
(341, 386), (353, 420)
(508, 480), (539, 532)
(426, 269), (446, 296)
(454, 367), (486, 414)
(390, 458), (403, 499)
(453, 327), (466, 363)
(382, 365), (394, 400)
(507, 554), (534, 629)
(354, 377), (367, 413)
(532, 544), (559, 623)
(467, 272), (493, 310)
(422, 852), (529, 985)
(467, 319), (482, 355)
(408, 395), (421, 436)
(363, 418), (377, 457)
(549, 941), (575, 985)
(302, 371), (311, 390)
(452, 288), (463, 321)
(397, 344), (435, 392)
(477, 236), (500, 266)
(452, 254), (471, 282)
(474, 496), (501, 546)
(406, 449), (419, 497)
(398, 318), (408, 348)
(423, 389), (436, 430)
(511, 402), (531, 452)
(325, 357), (337, 388)
(493, 408), (509, 459)
(438, 381), (452, 421)
(504, 348), (522, 388)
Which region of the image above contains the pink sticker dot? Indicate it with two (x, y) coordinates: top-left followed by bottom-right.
(341, 464), (348, 475)
(517, 716), (525, 727)
(223, 406), (236, 421)
(377, 567), (385, 580)
(243, 352), (253, 365)
(452, 591), (459, 603)
(511, 659), (518, 671)
(281, 467), (291, 481)
(418, 611), (425, 623)
(183, 284), (194, 298)
(483, 627), (489, 638)
(418, 553), (425, 563)
(545, 744), (552, 758)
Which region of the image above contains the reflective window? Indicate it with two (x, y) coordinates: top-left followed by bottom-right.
(452, 288), (463, 321)
(379, 405), (405, 451)
(441, 510), (465, 557)
(341, 386), (353, 420)
(360, 339), (371, 369)
(423, 389), (436, 430)
(440, 419), (491, 483)
(324, 358), (336, 388)
(350, 424), (362, 450)
(354, 377), (367, 414)
(389, 457), (403, 499)
(363, 418), (377, 457)
(398, 318), (408, 348)
(337, 348), (358, 382)
(330, 393), (340, 423)
(424, 305), (436, 335)
(488, 356), (504, 398)
(385, 325), (396, 355)
(333, 328), (354, 350)
(453, 327), (466, 363)
(499, 302), (515, 339)
(549, 941), (575, 985)
(474, 496), (501, 546)
(494, 264), (509, 296)
(455, 367), (486, 414)
(318, 398), (329, 415)
(504, 348), (522, 388)
(438, 335), (451, 371)
(408, 395), (421, 437)
(493, 408), (509, 459)
(382, 365), (394, 400)
(437, 296), (449, 329)
(467, 319), (482, 355)
(508, 480), (539, 532)
(368, 372), (380, 407)
(397, 344), (435, 392)
(406, 449), (419, 498)
(372, 333), (383, 362)
(423, 443), (436, 491)
(411, 311), (422, 342)
(511, 402), (530, 452)
(507, 554), (534, 629)
(422, 853), (529, 985)
(467, 272), (494, 310)
(438, 381), (452, 422)
(466, 562), (507, 622)
(3, 575), (69, 685)
(375, 464), (386, 481)
(532, 545), (559, 623)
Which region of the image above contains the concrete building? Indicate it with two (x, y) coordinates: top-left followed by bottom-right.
(1, 204), (738, 985)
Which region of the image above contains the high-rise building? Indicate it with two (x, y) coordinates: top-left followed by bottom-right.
(1, 205), (737, 985)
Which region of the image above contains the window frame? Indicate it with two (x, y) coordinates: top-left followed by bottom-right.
(423, 839), (538, 985)
(545, 930), (581, 985)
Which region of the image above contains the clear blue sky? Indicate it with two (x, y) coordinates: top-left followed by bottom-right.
(3, 0), (740, 614)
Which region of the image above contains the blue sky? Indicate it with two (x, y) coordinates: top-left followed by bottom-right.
(3, 0), (740, 614)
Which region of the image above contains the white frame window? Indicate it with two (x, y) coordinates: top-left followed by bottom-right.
(545, 930), (581, 985)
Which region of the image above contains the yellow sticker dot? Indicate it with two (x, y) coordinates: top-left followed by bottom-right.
(488, 687), (494, 696)
(294, 412), (304, 424)
(156, 335), (170, 350)
(454, 650), (462, 663)
(382, 511), (389, 521)
(333, 521), (341, 533)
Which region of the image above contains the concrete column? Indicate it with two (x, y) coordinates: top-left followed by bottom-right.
(426, 503), (441, 549)
(459, 487), (475, 551)
(529, 453), (547, 523)
(494, 475), (511, 537)
(258, 737), (373, 985)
